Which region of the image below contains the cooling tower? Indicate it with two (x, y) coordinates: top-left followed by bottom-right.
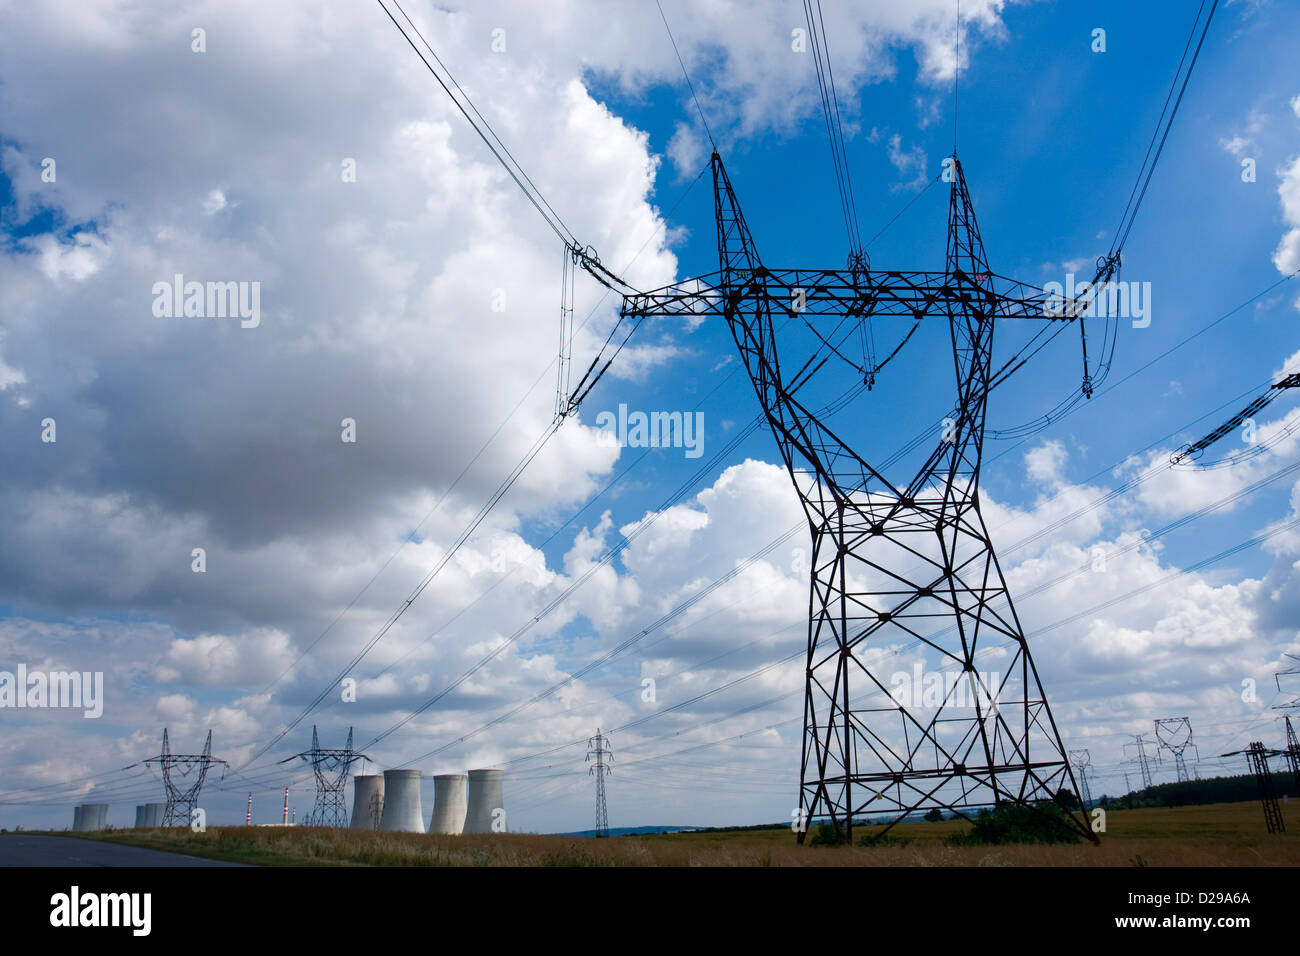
(134, 805), (148, 828)
(464, 768), (505, 834)
(144, 802), (166, 827)
(378, 769), (424, 833)
(350, 774), (385, 830)
(72, 805), (84, 831)
(82, 803), (109, 831)
(429, 773), (468, 834)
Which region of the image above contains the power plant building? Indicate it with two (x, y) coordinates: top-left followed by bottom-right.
(429, 773), (468, 834)
(464, 768), (504, 834)
(378, 769), (424, 833)
(350, 774), (385, 830)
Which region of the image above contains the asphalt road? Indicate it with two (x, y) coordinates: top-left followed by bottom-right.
(0, 834), (248, 867)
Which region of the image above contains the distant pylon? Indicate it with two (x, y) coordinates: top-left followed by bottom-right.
(1283, 716), (1300, 786)
(1274, 652), (1300, 708)
(144, 728), (228, 827)
(1125, 734), (1156, 790)
(1153, 718), (1197, 782)
(586, 728), (613, 838)
(1068, 750), (1093, 806)
(279, 726), (368, 827)
(1272, 655), (1300, 792)
(246, 793), (252, 826)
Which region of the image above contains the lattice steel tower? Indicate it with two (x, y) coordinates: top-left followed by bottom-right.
(588, 153), (1102, 844)
(1223, 742), (1286, 834)
(587, 728), (613, 838)
(279, 726), (368, 828)
(1283, 716), (1300, 785)
(1068, 749), (1093, 806)
(1125, 734), (1156, 790)
(1154, 717), (1197, 782)
(144, 728), (228, 827)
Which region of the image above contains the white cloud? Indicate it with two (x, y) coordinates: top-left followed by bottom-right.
(201, 189), (229, 216)
(1025, 440), (1068, 484)
(155, 628), (296, 686)
(23, 231), (110, 282)
(4, 0), (1291, 831)
(156, 693), (196, 722)
(886, 131), (928, 191)
(1272, 153), (1300, 279)
(1219, 135), (1250, 157)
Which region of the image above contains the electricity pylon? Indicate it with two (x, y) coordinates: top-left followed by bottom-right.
(1222, 742), (1286, 834)
(279, 726), (368, 827)
(1125, 734), (1157, 790)
(576, 153), (1102, 844)
(1283, 716), (1300, 786)
(144, 728), (228, 827)
(587, 728), (613, 838)
(1154, 717), (1198, 782)
(1068, 749), (1093, 806)
(1272, 656), (1300, 791)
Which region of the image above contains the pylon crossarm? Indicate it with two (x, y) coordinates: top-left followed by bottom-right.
(620, 268), (1103, 323)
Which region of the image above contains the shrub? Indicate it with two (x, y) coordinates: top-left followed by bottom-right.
(807, 822), (845, 846)
(856, 831), (911, 848)
(947, 801), (1082, 846)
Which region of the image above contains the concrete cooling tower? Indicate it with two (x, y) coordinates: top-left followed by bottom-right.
(350, 774), (385, 830)
(429, 773), (467, 834)
(134, 805), (148, 828)
(378, 769), (424, 833)
(144, 803), (166, 827)
(72, 806), (84, 831)
(464, 768), (504, 834)
(80, 803), (109, 831)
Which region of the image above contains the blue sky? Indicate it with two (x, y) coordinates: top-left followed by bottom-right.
(1, 0), (1299, 834)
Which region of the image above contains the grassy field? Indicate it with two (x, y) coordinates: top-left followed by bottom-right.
(52, 800), (1300, 866)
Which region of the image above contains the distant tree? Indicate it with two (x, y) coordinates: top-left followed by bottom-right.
(923, 808), (945, 823)
(1055, 787), (1081, 810)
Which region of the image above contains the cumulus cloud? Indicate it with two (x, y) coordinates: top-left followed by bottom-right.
(1273, 152), (1300, 278)
(3, 0), (1290, 832)
(155, 628), (296, 686)
(886, 132), (929, 191)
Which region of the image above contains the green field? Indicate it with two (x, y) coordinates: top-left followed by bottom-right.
(53, 800), (1300, 866)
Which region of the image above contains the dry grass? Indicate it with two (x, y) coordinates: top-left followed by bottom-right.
(69, 800), (1300, 866)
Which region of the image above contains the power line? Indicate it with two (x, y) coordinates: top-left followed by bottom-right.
(378, 0), (578, 246)
(654, 0), (716, 150)
(1111, 0), (1219, 256)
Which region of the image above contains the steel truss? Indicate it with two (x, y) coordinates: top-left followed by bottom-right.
(280, 726), (368, 828)
(594, 153), (1097, 844)
(145, 728), (228, 827)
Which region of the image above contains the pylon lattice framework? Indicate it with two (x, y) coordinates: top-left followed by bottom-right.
(279, 726), (368, 828)
(587, 728), (613, 838)
(1125, 734), (1157, 790)
(1283, 716), (1300, 784)
(1223, 742), (1286, 834)
(1068, 749), (1092, 806)
(588, 153), (1099, 844)
(1154, 717), (1198, 783)
(144, 728), (228, 827)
